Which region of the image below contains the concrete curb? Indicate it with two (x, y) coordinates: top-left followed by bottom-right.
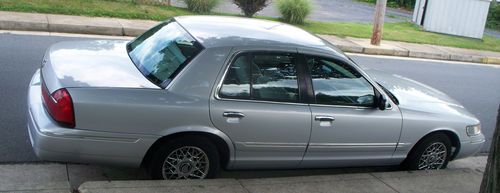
(0, 11), (157, 36)
(1, 11), (500, 65)
(77, 169), (484, 193)
(483, 57), (500, 64)
(0, 156), (487, 193)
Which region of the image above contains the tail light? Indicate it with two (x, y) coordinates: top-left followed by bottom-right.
(41, 80), (75, 128)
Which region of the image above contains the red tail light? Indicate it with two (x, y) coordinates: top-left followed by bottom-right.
(41, 81), (75, 128)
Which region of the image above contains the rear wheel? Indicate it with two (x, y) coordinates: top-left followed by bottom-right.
(406, 133), (452, 170)
(148, 136), (220, 180)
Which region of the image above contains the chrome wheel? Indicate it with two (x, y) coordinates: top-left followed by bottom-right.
(162, 146), (210, 179)
(417, 142), (447, 170)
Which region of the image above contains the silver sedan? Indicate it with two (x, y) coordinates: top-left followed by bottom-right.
(27, 16), (485, 180)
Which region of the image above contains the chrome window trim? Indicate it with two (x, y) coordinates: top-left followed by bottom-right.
(214, 50), (306, 106)
(215, 97), (309, 106)
(213, 50), (394, 110)
(309, 103), (373, 109)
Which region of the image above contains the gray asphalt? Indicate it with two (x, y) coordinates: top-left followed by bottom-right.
(0, 33), (498, 163)
(172, 0), (412, 23)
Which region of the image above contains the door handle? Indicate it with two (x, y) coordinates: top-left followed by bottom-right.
(223, 112), (245, 118)
(315, 115), (335, 122)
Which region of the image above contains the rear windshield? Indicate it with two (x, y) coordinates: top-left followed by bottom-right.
(127, 20), (203, 88)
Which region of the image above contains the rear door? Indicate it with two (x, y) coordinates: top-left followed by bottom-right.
(209, 48), (312, 169)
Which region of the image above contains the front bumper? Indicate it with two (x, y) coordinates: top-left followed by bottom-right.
(454, 134), (485, 160)
(27, 69), (158, 167)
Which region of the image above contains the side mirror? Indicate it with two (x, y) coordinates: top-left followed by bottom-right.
(374, 89), (387, 110)
(378, 94), (387, 110)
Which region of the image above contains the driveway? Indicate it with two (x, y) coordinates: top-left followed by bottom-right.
(172, 0), (412, 23)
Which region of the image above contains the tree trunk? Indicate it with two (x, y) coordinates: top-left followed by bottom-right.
(371, 0), (387, 46)
(480, 105), (500, 193)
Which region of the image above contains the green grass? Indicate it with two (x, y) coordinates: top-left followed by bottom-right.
(298, 21), (500, 52)
(1, 0), (499, 52)
(0, 0), (194, 21)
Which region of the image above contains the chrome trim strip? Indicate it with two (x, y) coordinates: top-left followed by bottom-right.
(396, 142), (412, 147)
(309, 143), (398, 148)
(470, 139), (486, 144)
(236, 142), (307, 148)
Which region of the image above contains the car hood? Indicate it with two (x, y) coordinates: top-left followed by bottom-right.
(365, 68), (475, 118)
(45, 40), (158, 89)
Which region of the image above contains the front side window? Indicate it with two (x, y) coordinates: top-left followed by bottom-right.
(307, 56), (375, 107)
(219, 53), (299, 103)
(127, 21), (203, 88)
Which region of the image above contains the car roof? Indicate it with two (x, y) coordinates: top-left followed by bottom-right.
(174, 16), (343, 54)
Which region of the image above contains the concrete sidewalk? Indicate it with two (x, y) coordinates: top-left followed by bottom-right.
(78, 169), (482, 193)
(0, 156), (488, 193)
(1, 11), (500, 65)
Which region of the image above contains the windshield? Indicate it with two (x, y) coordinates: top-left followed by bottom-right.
(127, 20), (203, 88)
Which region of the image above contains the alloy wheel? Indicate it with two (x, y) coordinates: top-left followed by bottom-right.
(417, 142), (447, 170)
(162, 146), (210, 179)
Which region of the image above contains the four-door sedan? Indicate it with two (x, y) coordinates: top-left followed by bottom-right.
(27, 16), (485, 180)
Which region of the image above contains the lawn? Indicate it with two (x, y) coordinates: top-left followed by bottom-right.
(298, 21), (500, 52)
(1, 0), (499, 52)
(0, 0), (194, 20)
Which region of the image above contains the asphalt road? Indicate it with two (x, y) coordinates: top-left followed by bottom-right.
(172, 0), (412, 23)
(0, 33), (498, 163)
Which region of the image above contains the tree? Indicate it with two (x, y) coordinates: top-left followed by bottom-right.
(371, 0), (387, 45)
(233, 0), (270, 17)
(480, 105), (500, 193)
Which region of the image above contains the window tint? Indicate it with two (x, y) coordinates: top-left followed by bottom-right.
(219, 53), (299, 103)
(307, 57), (375, 107)
(127, 21), (202, 87)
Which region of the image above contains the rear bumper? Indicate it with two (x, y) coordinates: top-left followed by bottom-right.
(27, 69), (158, 167)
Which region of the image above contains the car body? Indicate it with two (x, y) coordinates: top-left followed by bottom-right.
(27, 16), (485, 179)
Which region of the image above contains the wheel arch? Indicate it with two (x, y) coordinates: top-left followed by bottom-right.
(141, 127), (235, 169)
(407, 129), (461, 162)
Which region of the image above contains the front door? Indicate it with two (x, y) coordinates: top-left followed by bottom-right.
(210, 50), (311, 169)
(300, 55), (403, 168)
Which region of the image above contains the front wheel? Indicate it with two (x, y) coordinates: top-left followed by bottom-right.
(406, 133), (452, 170)
(148, 136), (220, 180)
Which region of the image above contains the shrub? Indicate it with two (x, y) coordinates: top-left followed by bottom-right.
(232, 0), (270, 17)
(277, 0), (311, 24)
(487, 2), (500, 30)
(183, 0), (219, 13)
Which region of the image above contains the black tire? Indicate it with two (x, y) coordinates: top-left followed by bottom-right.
(406, 133), (452, 170)
(148, 136), (220, 180)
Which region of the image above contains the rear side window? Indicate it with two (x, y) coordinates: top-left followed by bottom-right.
(127, 20), (203, 88)
(219, 53), (299, 103)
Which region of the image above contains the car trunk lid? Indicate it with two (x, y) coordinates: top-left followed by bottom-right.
(41, 40), (159, 93)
